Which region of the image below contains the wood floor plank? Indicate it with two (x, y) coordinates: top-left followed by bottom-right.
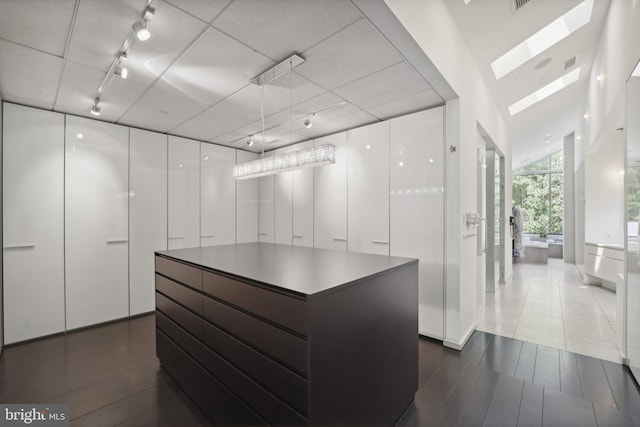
(113, 381), (213, 427)
(602, 361), (640, 416)
(481, 374), (525, 427)
(517, 381), (543, 427)
(533, 345), (560, 392)
(436, 364), (485, 425)
(577, 354), (618, 409)
(454, 368), (501, 427)
(514, 342), (538, 382)
(593, 403), (635, 427)
(418, 336), (448, 389)
(560, 349), (583, 399)
(543, 388), (597, 427)
(478, 335), (523, 377)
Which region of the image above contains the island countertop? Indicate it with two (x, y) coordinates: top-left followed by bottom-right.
(156, 242), (417, 299)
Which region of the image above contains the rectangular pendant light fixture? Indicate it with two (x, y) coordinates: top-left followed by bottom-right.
(233, 144), (336, 180)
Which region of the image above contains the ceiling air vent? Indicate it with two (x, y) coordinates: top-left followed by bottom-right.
(512, 0), (532, 12)
(563, 56), (577, 71)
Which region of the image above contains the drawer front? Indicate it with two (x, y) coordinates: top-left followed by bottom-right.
(203, 271), (308, 335)
(156, 255), (202, 291)
(158, 312), (306, 426)
(156, 292), (203, 340)
(203, 296), (308, 376)
(156, 274), (202, 315)
(156, 330), (268, 427)
(203, 319), (308, 417)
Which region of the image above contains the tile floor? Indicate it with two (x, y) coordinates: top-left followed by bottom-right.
(476, 258), (620, 362)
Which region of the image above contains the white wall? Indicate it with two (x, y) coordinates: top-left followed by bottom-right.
(385, 0), (511, 348)
(577, 0), (640, 263)
(585, 128), (625, 245)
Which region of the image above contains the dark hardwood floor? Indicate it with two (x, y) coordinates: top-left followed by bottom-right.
(1, 314), (639, 426)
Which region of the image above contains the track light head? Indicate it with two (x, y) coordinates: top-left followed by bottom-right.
(90, 100), (101, 116)
(132, 21), (150, 41)
(304, 118), (312, 128)
(247, 136), (255, 147)
(115, 65), (128, 79)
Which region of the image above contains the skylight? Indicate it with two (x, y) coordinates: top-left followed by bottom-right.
(491, 0), (594, 80)
(633, 61), (640, 77)
(508, 67), (581, 116)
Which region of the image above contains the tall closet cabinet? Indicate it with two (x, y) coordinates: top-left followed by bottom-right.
(2, 103), (260, 344)
(2, 104), (65, 344)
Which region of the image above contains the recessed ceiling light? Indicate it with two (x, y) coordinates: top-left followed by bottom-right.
(534, 58), (552, 70)
(491, 0), (594, 79)
(508, 67), (581, 116)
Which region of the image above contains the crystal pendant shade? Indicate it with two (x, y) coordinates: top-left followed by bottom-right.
(233, 144), (336, 180)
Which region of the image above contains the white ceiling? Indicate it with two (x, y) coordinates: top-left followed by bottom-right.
(444, 0), (610, 168)
(0, 0), (446, 153)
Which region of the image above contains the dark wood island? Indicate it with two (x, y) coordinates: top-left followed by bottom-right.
(154, 243), (418, 426)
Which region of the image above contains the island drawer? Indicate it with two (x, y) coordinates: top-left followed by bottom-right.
(156, 255), (202, 291)
(203, 271), (307, 335)
(157, 312), (306, 425)
(156, 274), (202, 315)
(202, 296), (308, 376)
(202, 319), (308, 416)
(156, 292), (203, 340)
(156, 329), (268, 426)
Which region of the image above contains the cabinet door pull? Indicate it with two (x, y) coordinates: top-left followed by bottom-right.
(106, 239), (128, 244)
(168, 236), (185, 240)
(4, 244), (36, 249)
(201, 234), (216, 238)
(293, 234), (304, 238)
(258, 232), (268, 236)
(372, 240), (389, 245)
(333, 238), (347, 241)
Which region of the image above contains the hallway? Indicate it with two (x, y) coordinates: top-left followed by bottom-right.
(477, 259), (619, 362)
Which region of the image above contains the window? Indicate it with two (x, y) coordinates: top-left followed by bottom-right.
(512, 151), (563, 235)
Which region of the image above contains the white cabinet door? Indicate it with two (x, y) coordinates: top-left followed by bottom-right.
(314, 133), (347, 251)
(201, 143), (236, 247)
(292, 141), (314, 247)
(168, 136), (200, 249)
(3, 104), (65, 343)
(274, 146), (293, 245)
(390, 107), (445, 339)
(236, 151), (259, 243)
(259, 175), (275, 243)
(130, 128), (167, 316)
(65, 116), (129, 330)
(347, 121), (390, 255)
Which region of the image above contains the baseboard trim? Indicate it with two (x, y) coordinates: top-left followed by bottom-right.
(443, 321), (477, 351)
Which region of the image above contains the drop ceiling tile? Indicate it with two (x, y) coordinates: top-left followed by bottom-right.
(164, 0), (231, 23)
(213, 0), (361, 60)
(215, 73), (325, 121)
(324, 109), (380, 134)
(295, 19), (403, 90)
(161, 27), (274, 106)
(118, 80), (208, 133)
(171, 106), (254, 141)
(67, 0), (147, 72)
(366, 89), (444, 120)
(209, 120), (278, 146)
(264, 92), (348, 126)
(1, 95), (53, 111)
(0, 0), (76, 56)
(0, 40), (63, 106)
(55, 61), (106, 114)
(124, 2), (209, 86)
(96, 78), (149, 122)
(333, 62), (433, 109)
